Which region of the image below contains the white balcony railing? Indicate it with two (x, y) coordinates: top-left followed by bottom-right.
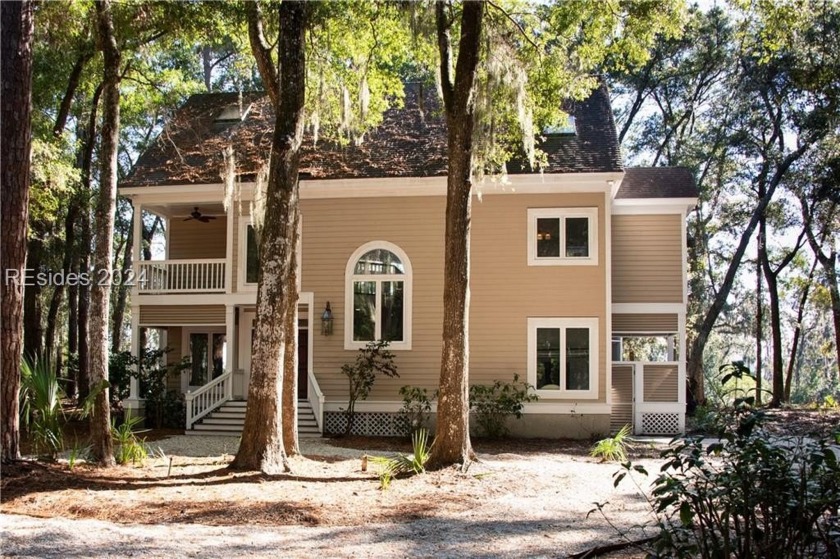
(136, 259), (226, 294)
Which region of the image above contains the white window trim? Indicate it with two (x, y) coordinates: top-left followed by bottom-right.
(238, 217), (302, 293)
(527, 207), (599, 266)
(527, 317), (599, 399)
(344, 240), (412, 350)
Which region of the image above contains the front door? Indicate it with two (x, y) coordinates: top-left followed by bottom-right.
(239, 310), (310, 400)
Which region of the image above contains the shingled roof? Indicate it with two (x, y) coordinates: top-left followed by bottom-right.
(617, 167), (698, 199)
(122, 83), (623, 188)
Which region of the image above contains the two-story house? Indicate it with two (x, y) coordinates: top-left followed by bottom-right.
(121, 83), (697, 438)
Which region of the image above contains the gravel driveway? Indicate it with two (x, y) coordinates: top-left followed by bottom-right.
(2, 436), (662, 558)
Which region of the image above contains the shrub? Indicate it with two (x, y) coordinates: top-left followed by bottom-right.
(398, 385), (436, 436)
(340, 340), (398, 436)
(469, 373), (538, 438)
(590, 425), (630, 462)
(631, 406), (840, 558)
(20, 355), (64, 459)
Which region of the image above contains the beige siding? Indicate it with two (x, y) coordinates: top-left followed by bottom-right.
(613, 313), (678, 333)
(612, 214), (683, 303)
(139, 305), (225, 325)
(168, 216), (227, 259)
(301, 192), (608, 404)
(643, 363), (679, 402)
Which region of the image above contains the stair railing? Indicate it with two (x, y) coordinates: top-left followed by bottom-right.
(186, 372), (232, 429)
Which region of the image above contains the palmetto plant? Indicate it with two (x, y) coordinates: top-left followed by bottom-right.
(590, 425), (631, 463)
(370, 428), (433, 489)
(20, 355), (64, 459)
(112, 412), (149, 466)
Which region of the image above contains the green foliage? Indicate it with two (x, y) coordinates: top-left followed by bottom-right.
(145, 390), (186, 430)
(469, 373), (538, 438)
(590, 425), (630, 463)
(109, 349), (189, 428)
(67, 443), (91, 470)
(112, 413), (149, 466)
(620, 406), (840, 557)
(20, 355), (64, 459)
(340, 340), (399, 436)
(369, 428), (432, 490)
(398, 385), (436, 436)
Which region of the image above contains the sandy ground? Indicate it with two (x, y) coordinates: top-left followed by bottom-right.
(1, 436), (663, 558)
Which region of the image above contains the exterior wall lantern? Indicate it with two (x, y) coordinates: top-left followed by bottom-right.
(321, 301), (333, 336)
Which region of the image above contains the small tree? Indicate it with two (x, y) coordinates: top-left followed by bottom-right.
(341, 341), (398, 436)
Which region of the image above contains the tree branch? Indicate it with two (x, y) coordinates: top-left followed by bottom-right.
(435, 1), (454, 109)
(486, 0), (538, 52)
(246, 0), (279, 108)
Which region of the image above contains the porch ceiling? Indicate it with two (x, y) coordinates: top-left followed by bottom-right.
(142, 203), (226, 220)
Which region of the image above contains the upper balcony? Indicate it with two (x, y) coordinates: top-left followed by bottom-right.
(133, 203), (229, 296)
(137, 258), (226, 293)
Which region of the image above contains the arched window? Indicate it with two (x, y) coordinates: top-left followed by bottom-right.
(345, 241), (412, 350)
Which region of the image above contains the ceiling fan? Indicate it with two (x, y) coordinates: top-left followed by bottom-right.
(183, 207), (217, 223)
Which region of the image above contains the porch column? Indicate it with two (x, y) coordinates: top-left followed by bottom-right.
(131, 201), (142, 294)
(225, 305), (235, 399)
(125, 304), (144, 418)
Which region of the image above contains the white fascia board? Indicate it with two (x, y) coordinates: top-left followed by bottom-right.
(612, 197), (698, 215)
(612, 303), (686, 314)
(122, 173), (623, 203)
(242, 172), (622, 200)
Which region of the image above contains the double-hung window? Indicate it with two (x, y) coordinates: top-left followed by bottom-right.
(527, 318), (598, 398)
(527, 208), (598, 265)
(345, 241), (412, 350)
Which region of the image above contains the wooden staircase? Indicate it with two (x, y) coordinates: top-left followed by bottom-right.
(187, 400), (321, 437)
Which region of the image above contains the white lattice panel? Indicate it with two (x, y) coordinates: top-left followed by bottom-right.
(324, 411), (405, 436)
(640, 412), (680, 435)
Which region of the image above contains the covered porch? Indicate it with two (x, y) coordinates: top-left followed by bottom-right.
(125, 295), (324, 435)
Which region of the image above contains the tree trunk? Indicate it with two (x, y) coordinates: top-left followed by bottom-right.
(428, 0), (483, 471)
(231, 0), (306, 474)
(75, 86), (102, 405)
(23, 232), (44, 359)
(88, 0), (121, 467)
(44, 200), (80, 359)
(825, 257), (840, 381)
(755, 246), (763, 406)
(0, 0), (34, 464)
(77, 213), (92, 403)
(762, 252), (785, 407)
(785, 259), (818, 401)
(283, 270), (300, 456)
(110, 205), (134, 353)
